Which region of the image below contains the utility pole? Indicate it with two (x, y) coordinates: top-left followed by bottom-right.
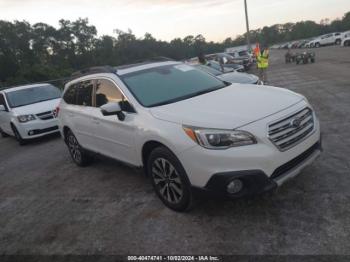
(244, 0), (251, 51)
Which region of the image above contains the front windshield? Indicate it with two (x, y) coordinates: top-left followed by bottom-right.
(195, 65), (222, 76)
(121, 63), (227, 107)
(6, 84), (61, 108)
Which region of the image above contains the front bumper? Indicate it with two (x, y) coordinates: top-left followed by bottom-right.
(204, 141), (322, 198)
(15, 118), (60, 139)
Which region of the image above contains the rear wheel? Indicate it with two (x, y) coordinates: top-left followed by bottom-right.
(66, 130), (92, 167)
(11, 124), (26, 145)
(147, 146), (193, 212)
(345, 41), (350, 47)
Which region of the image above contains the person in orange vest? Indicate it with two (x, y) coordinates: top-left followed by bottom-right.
(256, 43), (269, 84)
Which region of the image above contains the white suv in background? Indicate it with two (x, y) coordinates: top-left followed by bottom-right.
(58, 61), (321, 211)
(313, 32), (342, 47)
(0, 84), (61, 145)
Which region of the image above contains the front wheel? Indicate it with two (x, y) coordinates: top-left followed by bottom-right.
(147, 147), (193, 212)
(11, 124), (26, 145)
(66, 130), (92, 167)
(335, 39), (341, 45)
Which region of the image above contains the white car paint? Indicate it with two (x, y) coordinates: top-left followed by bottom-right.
(58, 61), (321, 201)
(341, 33), (350, 46)
(0, 84), (60, 141)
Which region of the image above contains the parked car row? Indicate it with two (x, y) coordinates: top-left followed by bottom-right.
(205, 52), (253, 71)
(0, 58), (322, 212)
(272, 30), (350, 49)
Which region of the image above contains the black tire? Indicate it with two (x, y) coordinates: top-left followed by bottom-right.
(147, 146), (193, 212)
(315, 42), (320, 48)
(335, 39), (341, 45)
(65, 130), (92, 167)
(311, 58), (315, 63)
(11, 124), (26, 145)
(345, 41), (350, 47)
(0, 128), (9, 138)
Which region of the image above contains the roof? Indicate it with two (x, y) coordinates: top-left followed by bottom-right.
(69, 57), (176, 80)
(0, 83), (53, 93)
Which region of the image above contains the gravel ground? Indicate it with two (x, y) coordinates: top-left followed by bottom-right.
(0, 46), (350, 256)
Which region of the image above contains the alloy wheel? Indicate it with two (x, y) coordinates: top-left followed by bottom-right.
(68, 134), (82, 163)
(151, 158), (183, 204)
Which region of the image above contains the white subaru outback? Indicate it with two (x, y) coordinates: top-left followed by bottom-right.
(57, 61), (321, 211)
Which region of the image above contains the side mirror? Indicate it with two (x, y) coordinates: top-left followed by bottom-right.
(100, 102), (125, 121)
(0, 105), (6, 111)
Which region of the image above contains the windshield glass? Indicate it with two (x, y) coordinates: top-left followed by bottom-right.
(121, 63), (227, 107)
(6, 84), (61, 108)
(238, 51), (248, 56)
(194, 65), (222, 76)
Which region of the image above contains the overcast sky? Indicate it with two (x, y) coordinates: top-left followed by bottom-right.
(0, 0), (349, 41)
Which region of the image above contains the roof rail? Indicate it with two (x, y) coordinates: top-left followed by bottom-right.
(115, 57), (176, 70)
(71, 66), (117, 79)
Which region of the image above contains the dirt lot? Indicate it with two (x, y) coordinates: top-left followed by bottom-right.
(1, 46), (350, 256)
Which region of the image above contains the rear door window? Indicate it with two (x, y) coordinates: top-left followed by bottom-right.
(76, 80), (93, 106)
(63, 84), (77, 105)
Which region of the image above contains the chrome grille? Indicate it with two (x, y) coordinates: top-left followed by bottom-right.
(268, 107), (314, 151)
(36, 110), (54, 120)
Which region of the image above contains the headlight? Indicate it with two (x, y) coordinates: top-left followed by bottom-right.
(183, 126), (257, 149)
(17, 114), (36, 123)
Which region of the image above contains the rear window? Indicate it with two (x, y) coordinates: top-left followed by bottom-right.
(6, 85), (61, 108)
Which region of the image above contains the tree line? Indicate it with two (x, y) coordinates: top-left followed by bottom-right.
(0, 11), (349, 87)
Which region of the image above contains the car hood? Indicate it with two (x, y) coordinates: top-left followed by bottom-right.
(218, 72), (258, 84)
(11, 98), (61, 115)
(150, 84), (304, 129)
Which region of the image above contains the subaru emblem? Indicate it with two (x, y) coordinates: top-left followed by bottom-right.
(290, 117), (302, 128)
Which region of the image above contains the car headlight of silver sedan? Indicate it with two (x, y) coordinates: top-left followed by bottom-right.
(17, 114), (36, 123)
(183, 126), (257, 149)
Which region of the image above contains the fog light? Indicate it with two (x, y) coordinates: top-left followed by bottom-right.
(28, 131), (34, 136)
(227, 179), (243, 194)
